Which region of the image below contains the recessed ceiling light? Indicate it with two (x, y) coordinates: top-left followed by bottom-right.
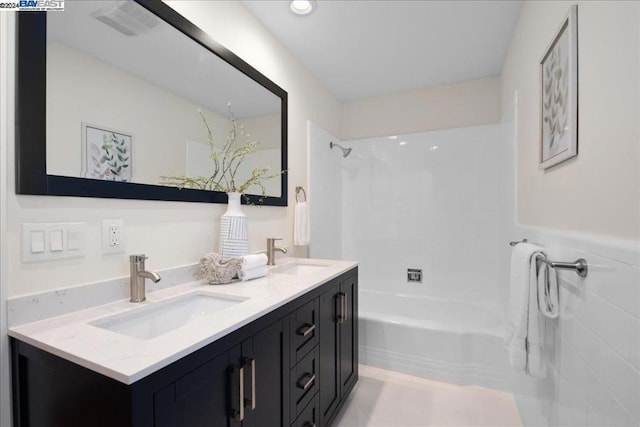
(399, 141), (407, 146)
(290, 0), (316, 15)
(388, 135), (398, 140)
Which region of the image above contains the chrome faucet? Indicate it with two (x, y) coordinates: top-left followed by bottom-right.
(129, 254), (161, 303)
(266, 238), (287, 266)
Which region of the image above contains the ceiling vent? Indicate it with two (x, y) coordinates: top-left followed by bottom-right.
(91, 1), (159, 37)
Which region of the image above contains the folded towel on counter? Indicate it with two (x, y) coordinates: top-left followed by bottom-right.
(505, 242), (547, 378)
(240, 253), (268, 269)
(537, 258), (559, 319)
(294, 201), (310, 246)
(239, 265), (268, 281)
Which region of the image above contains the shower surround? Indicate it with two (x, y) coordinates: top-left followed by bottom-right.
(310, 122), (514, 389)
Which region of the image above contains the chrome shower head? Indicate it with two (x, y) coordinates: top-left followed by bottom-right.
(330, 141), (352, 158)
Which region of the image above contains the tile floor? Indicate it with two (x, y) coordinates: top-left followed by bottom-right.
(333, 365), (522, 427)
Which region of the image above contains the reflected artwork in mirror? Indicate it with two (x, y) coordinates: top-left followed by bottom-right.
(16, 0), (288, 206)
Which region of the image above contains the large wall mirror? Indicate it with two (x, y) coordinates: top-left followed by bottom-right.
(16, 0), (288, 205)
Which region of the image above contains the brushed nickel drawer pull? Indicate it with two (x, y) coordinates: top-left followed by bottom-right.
(243, 357), (256, 410)
(296, 373), (316, 391)
(304, 422), (316, 427)
(337, 292), (346, 324)
(343, 293), (348, 322)
(297, 323), (316, 337)
(231, 365), (244, 421)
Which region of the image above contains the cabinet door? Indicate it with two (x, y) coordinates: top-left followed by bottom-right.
(339, 274), (358, 399)
(318, 282), (340, 425)
(153, 351), (231, 427)
(242, 319), (290, 427)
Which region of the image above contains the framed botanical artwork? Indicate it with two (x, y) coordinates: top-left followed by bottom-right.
(539, 4), (578, 170)
(81, 123), (132, 182)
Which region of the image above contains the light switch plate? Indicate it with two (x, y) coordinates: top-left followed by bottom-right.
(22, 223), (85, 263)
(67, 229), (81, 250)
(30, 231), (45, 253)
(50, 230), (63, 252)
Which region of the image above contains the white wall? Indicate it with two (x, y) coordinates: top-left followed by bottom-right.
(501, 2), (640, 426)
(3, 0), (341, 297)
(308, 122), (342, 259)
(501, 0), (640, 242)
(341, 124), (512, 310)
(510, 227), (640, 427)
(341, 76), (501, 140)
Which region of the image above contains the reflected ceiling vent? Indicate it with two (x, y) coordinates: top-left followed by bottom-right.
(91, 1), (159, 37)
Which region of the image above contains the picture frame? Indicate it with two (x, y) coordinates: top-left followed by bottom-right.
(81, 123), (133, 182)
(539, 4), (578, 170)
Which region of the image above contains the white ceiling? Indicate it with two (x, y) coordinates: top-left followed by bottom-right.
(243, 0), (523, 101)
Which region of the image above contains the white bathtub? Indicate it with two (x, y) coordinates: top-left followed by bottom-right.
(359, 289), (510, 390)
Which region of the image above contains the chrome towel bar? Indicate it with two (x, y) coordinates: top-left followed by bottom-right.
(509, 239), (589, 278)
(539, 257), (588, 278)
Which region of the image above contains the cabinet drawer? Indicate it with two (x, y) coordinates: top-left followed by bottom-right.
(289, 298), (319, 366)
(290, 345), (319, 420)
(291, 392), (319, 427)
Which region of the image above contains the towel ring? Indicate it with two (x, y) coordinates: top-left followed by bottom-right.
(295, 186), (307, 202)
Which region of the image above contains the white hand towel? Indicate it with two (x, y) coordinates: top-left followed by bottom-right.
(526, 252), (545, 378)
(505, 242), (547, 377)
(241, 253), (268, 269)
(537, 259), (559, 319)
(238, 265), (268, 281)
(294, 201), (310, 246)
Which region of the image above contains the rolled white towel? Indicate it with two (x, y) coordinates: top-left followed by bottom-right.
(241, 253), (268, 269)
(239, 265), (268, 281)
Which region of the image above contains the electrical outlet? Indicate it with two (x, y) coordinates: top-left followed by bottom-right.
(108, 225), (120, 246)
(102, 219), (125, 254)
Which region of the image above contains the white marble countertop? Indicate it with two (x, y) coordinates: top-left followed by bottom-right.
(8, 257), (357, 385)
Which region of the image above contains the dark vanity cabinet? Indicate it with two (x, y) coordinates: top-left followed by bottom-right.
(11, 268), (357, 427)
(153, 319), (289, 427)
(319, 274), (358, 426)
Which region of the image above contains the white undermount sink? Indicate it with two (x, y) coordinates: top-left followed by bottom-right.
(272, 261), (331, 276)
(90, 292), (248, 340)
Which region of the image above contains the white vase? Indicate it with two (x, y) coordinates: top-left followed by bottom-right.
(219, 192), (249, 258)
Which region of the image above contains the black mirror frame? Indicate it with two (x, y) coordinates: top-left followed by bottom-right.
(15, 1), (288, 206)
